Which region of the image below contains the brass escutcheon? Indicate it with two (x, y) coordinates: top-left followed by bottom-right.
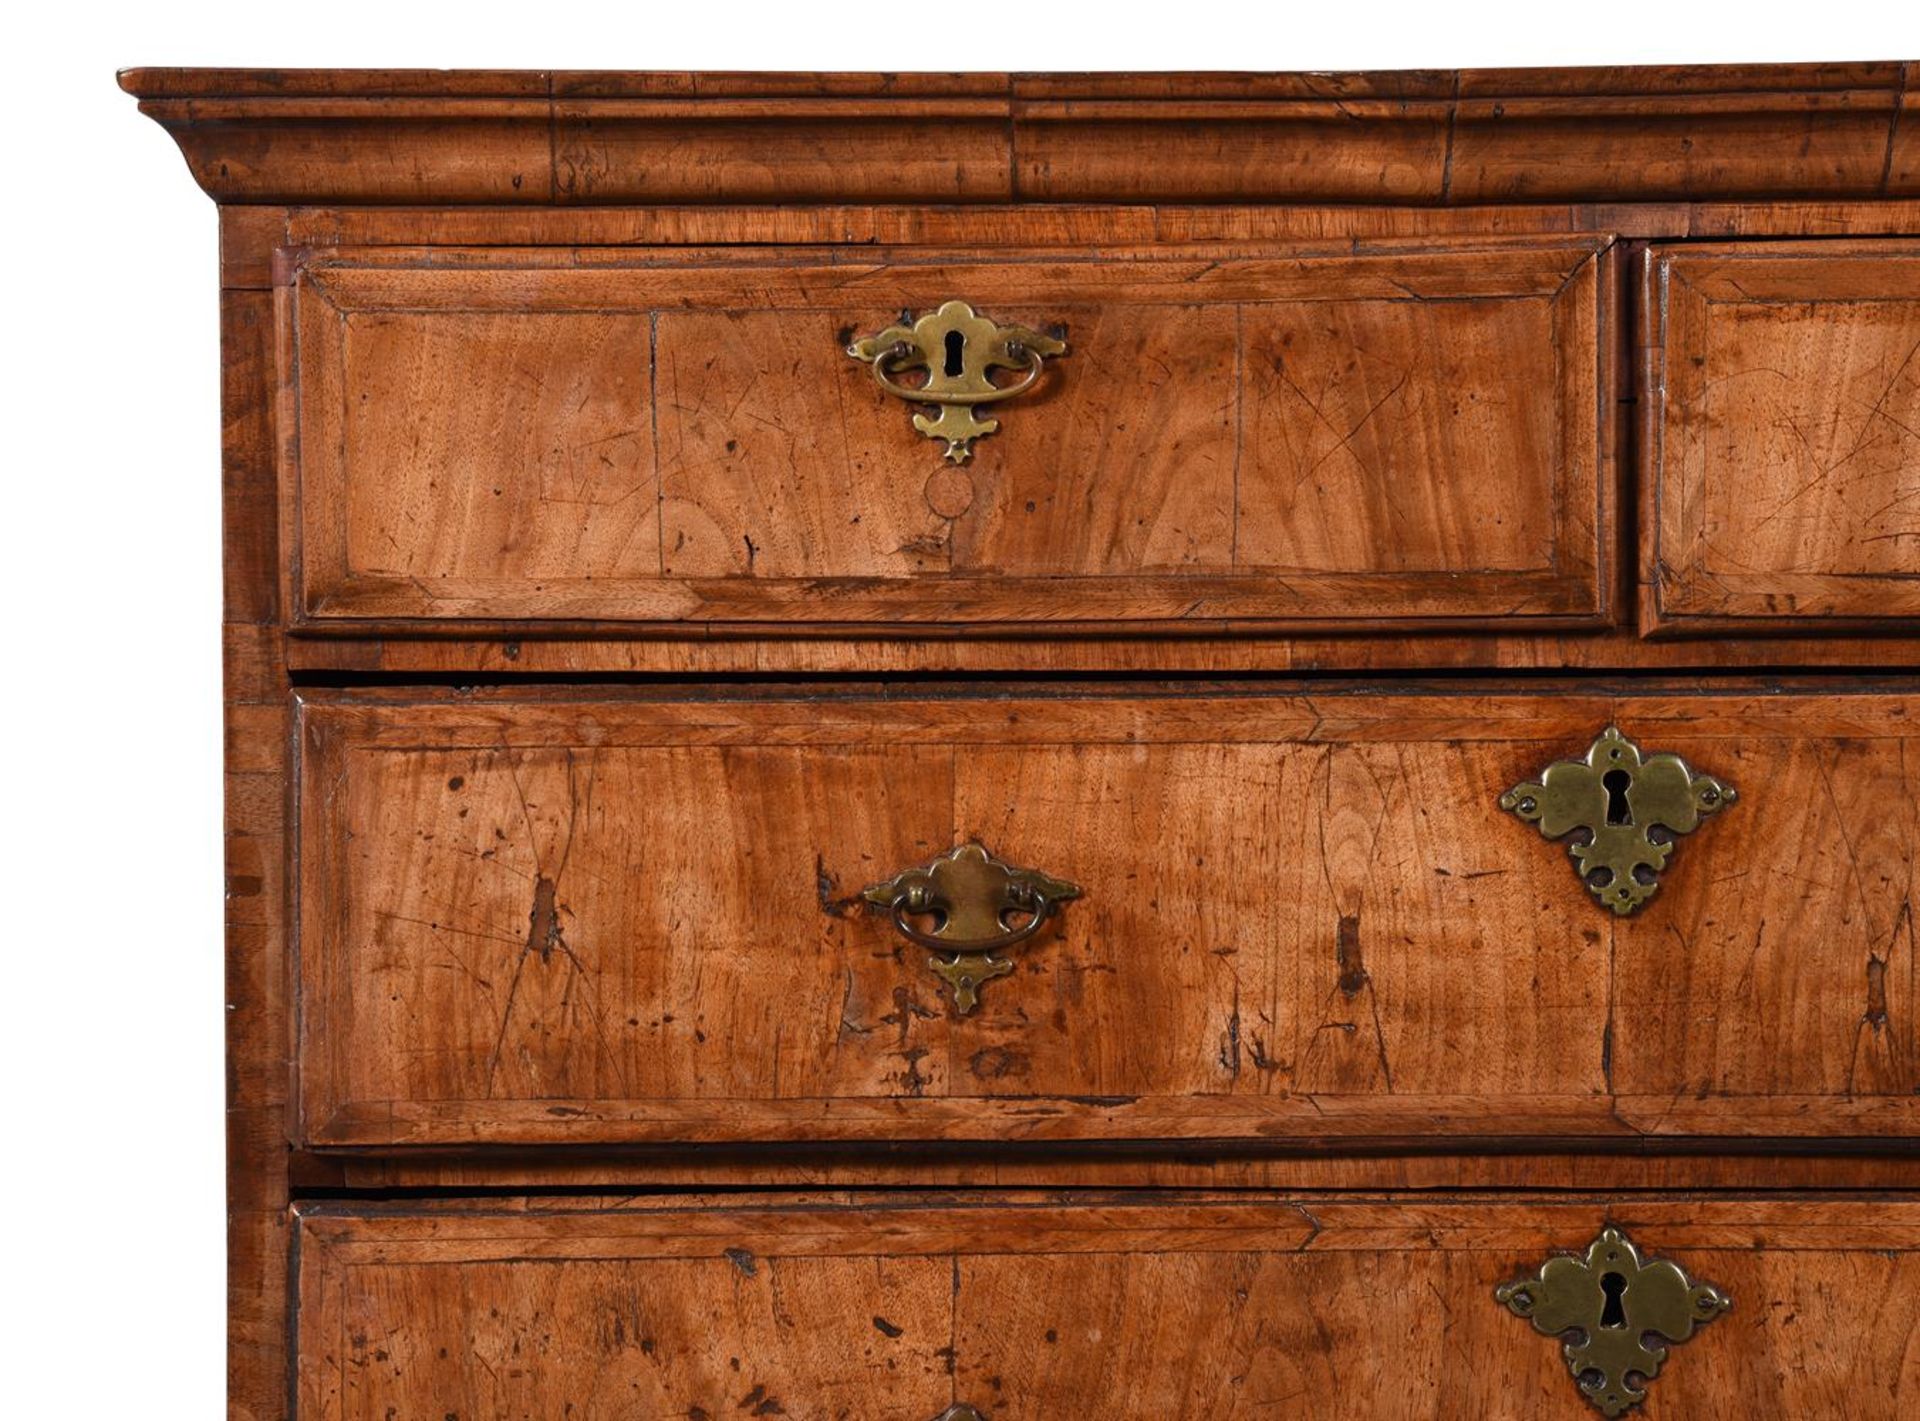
(847, 300), (1066, 463)
(1498, 1226), (1730, 1417)
(862, 842), (1081, 1014)
(1499, 726), (1736, 915)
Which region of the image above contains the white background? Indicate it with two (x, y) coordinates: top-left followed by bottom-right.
(5, 2), (1914, 1412)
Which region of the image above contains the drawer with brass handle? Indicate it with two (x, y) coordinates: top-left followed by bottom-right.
(279, 237), (1612, 632)
(294, 683), (1917, 1149)
(294, 1193), (1920, 1419)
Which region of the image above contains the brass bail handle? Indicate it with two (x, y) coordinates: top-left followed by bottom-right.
(847, 300), (1066, 464)
(861, 843), (1082, 1015)
(884, 879), (1054, 956)
(869, 343), (1047, 408)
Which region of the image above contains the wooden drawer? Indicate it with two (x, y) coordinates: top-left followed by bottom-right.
(294, 685), (1917, 1148)
(295, 1193), (1920, 1419)
(1642, 240), (1920, 634)
(280, 237), (1612, 631)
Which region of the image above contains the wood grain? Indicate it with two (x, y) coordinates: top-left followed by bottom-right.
(122, 64), (1917, 206)
(1644, 240), (1920, 632)
(296, 686), (1918, 1147)
(284, 629), (1920, 676)
(1237, 285), (1570, 575)
(1448, 87), (1902, 203)
(127, 65), (1920, 1420)
(223, 289), (291, 1421)
(279, 197), (1920, 252)
(285, 240), (1609, 630)
(295, 1194), (1920, 1420)
(339, 1146), (1920, 1193)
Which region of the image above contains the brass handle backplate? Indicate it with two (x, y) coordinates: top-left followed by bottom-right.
(932, 1409), (987, 1421)
(847, 300), (1066, 464)
(1498, 1226), (1730, 1417)
(862, 842), (1081, 1014)
(1499, 726), (1736, 915)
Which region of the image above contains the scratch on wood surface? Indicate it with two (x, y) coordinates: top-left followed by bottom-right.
(899, 1046), (932, 1097)
(1335, 913), (1368, 999)
(882, 984), (938, 1046)
(482, 748), (629, 1098)
(525, 875), (564, 962)
(1864, 953), (1890, 1031)
(815, 854), (864, 918)
(836, 969), (874, 1041)
(1219, 989), (1243, 1079)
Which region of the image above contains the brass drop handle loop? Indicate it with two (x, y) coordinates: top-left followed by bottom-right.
(885, 882), (1056, 955)
(847, 299), (1066, 464)
(869, 340), (1047, 406)
(861, 842), (1082, 1016)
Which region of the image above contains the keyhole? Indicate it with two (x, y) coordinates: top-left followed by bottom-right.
(1602, 769), (1633, 827)
(1598, 1272), (1628, 1329)
(943, 329), (966, 377)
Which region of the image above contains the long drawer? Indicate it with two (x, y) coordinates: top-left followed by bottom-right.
(294, 685), (1917, 1148)
(294, 1193), (1920, 1419)
(280, 237), (1612, 631)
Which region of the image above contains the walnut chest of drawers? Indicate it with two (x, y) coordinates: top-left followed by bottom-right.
(125, 63), (1920, 1419)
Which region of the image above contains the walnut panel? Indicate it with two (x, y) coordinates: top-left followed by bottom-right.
(285, 240), (1610, 630)
(296, 688), (1918, 1147)
(1238, 292), (1564, 574)
(295, 1195), (1920, 1420)
(1644, 241), (1920, 633)
(337, 310), (658, 582)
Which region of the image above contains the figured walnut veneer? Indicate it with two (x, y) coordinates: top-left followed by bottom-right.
(126, 64), (1920, 1421)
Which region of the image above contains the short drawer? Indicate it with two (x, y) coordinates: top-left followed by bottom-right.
(281, 237), (1612, 631)
(1642, 239), (1920, 634)
(295, 1193), (1920, 1419)
(294, 685), (1917, 1148)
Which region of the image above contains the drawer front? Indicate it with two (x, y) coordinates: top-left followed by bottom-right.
(295, 687), (1917, 1147)
(1644, 240), (1920, 633)
(295, 1195), (1920, 1419)
(283, 238), (1611, 630)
